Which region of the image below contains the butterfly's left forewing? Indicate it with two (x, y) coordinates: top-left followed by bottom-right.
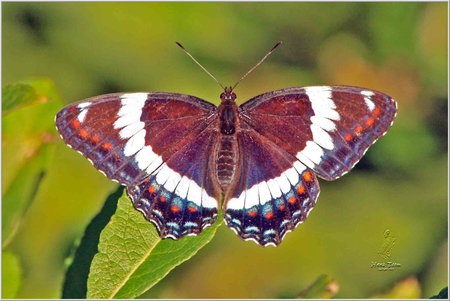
(55, 92), (222, 239)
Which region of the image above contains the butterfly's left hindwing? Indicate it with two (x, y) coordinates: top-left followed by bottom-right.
(55, 92), (221, 239)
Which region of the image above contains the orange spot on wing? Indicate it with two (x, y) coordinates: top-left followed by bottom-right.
(288, 197), (297, 204)
(148, 186), (156, 194)
(365, 117), (375, 127)
(71, 119), (81, 129)
(279, 204), (285, 211)
(170, 205), (180, 213)
(297, 184), (305, 194)
(160, 197), (166, 202)
(78, 129), (89, 139)
(265, 212), (274, 219)
(248, 211), (257, 217)
(102, 142), (112, 150)
(373, 107), (381, 117)
(303, 171), (312, 182)
(188, 206), (197, 213)
(355, 125), (364, 134)
(91, 135), (100, 143)
(344, 133), (353, 142)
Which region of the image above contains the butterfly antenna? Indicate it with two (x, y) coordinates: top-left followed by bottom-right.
(176, 42), (225, 90)
(232, 41), (282, 90)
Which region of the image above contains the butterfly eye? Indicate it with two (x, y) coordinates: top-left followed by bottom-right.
(220, 90), (237, 102)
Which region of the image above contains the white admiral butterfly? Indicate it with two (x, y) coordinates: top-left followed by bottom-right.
(55, 42), (397, 247)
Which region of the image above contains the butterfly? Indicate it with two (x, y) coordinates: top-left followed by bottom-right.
(55, 42), (397, 247)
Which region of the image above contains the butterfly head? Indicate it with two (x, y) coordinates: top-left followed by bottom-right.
(220, 86), (237, 103)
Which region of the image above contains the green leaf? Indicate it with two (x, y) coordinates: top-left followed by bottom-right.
(2, 78), (61, 247)
(298, 274), (339, 299)
(87, 190), (223, 299)
(2, 83), (49, 115)
(1, 252), (23, 298)
(62, 186), (123, 299)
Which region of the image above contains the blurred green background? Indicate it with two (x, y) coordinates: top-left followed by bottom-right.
(2, 2), (448, 299)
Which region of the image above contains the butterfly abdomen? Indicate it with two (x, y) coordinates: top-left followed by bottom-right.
(216, 135), (238, 190)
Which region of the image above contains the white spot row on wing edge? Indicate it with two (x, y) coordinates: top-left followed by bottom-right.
(155, 164), (217, 209)
(115, 93), (148, 156)
(361, 90), (375, 112)
(76, 102), (92, 122)
(111, 93), (164, 174)
(226, 161), (307, 210)
(296, 86), (339, 170)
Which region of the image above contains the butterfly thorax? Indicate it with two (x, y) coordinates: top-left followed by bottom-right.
(219, 87), (238, 135)
(216, 87), (239, 191)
